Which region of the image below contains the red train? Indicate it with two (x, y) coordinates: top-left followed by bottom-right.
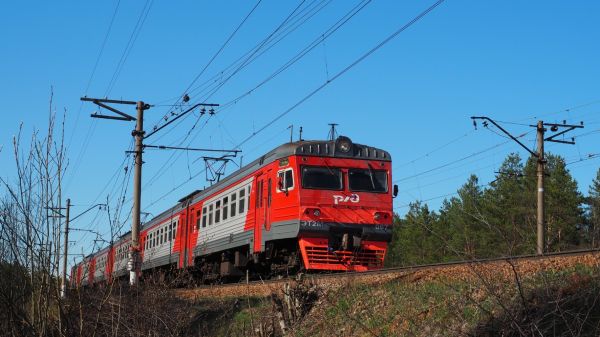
(71, 136), (396, 286)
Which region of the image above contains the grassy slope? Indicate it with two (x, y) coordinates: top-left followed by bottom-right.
(212, 263), (600, 336)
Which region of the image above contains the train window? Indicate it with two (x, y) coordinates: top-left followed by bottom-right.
(222, 197), (228, 221)
(159, 228), (163, 245)
(163, 226), (167, 243)
(173, 222), (177, 239)
(202, 207), (207, 227)
(301, 166), (342, 190)
(208, 204), (213, 226)
(230, 193), (236, 217)
(215, 201), (221, 224)
(277, 169), (294, 192)
(196, 210), (201, 230)
(348, 169), (388, 193)
(247, 186), (251, 211)
(239, 188), (246, 214)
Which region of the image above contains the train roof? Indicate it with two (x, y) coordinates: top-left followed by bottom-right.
(140, 136), (391, 228)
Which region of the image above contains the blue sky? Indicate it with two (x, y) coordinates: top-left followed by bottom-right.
(1, 1), (599, 262)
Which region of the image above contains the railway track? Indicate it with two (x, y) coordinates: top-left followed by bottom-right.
(173, 248), (600, 300)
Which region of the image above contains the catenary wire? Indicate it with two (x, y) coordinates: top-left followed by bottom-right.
(142, 0), (447, 210)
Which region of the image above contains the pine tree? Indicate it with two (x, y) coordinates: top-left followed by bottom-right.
(387, 202), (441, 266)
(524, 154), (583, 251)
(439, 175), (493, 258)
(588, 168), (600, 248)
(484, 153), (535, 255)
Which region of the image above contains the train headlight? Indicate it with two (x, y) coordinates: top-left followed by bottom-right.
(304, 208), (322, 217)
(336, 136), (352, 153)
(374, 212), (388, 221)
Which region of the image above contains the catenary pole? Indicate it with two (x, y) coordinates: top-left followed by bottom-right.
(60, 198), (70, 298)
(536, 121), (545, 255)
(129, 101), (145, 286)
(470, 116), (583, 256)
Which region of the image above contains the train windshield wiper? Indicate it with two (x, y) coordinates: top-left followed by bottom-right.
(367, 163), (376, 190)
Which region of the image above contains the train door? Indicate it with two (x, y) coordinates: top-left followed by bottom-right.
(254, 171), (272, 253)
(182, 200), (195, 268)
(265, 177), (272, 231)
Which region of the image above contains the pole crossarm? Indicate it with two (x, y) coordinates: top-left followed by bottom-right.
(471, 116), (538, 157)
(544, 123), (584, 144)
(81, 97), (137, 105)
(70, 203), (106, 223)
(144, 102), (219, 139)
(81, 97), (139, 121)
(143, 144), (241, 153)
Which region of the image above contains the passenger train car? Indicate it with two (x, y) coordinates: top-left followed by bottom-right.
(71, 136), (396, 286)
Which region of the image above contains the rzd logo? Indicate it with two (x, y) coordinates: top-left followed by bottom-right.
(333, 194), (360, 205)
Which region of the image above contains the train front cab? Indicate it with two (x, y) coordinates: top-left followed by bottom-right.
(293, 136), (395, 272)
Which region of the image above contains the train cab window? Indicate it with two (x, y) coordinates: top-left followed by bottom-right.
(222, 197), (228, 221)
(301, 166), (342, 190)
(202, 207), (207, 227)
(277, 169), (294, 192)
(208, 204), (213, 226)
(215, 201), (221, 224)
(230, 193), (237, 217)
(239, 188), (246, 214)
(348, 169), (388, 193)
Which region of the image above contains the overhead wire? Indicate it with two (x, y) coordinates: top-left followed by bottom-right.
(234, 0), (447, 151)
(394, 132), (531, 183)
(143, 0), (448, 210)
(162, 0), (263, 117)
(393, 130), (474, 169)
(105, 0), (154, 96)
(141, 1), (332, 194)
(512, 99), (600, 123)
(148, 0), (330, 137)
(214, 0), (372, 115)
(66, 0), (122, 185)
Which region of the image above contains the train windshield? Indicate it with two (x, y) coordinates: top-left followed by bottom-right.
(348, 168), (388, 193)
(301, 166), (342, 190)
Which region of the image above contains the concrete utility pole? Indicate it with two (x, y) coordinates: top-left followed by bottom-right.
(470, 116), (583, 256)
(536, 121), (545, 255)
(130, 101), (145, 286)
(61, 198), (70, 298)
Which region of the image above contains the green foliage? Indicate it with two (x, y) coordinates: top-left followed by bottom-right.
(386, 201), (443, 266)
(387, 152), (589, 266)
(587, 168), (600, 248)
